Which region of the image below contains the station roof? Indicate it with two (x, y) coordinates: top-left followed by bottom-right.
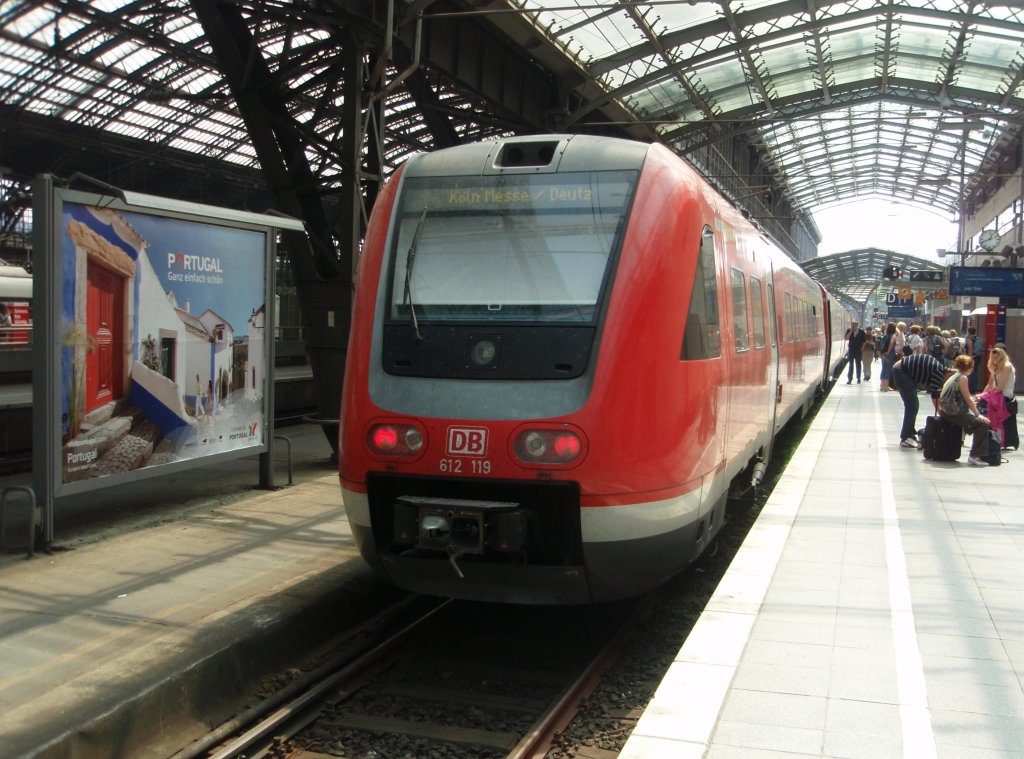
(514, 0), (1024, 213)
(802, 248), (946, 308)
(1, 1), (1022, 224)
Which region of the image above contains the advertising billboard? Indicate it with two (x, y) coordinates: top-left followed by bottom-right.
(33, 178), (302, 505)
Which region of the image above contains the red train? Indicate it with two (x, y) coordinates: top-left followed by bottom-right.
(339, 135), (849, 604)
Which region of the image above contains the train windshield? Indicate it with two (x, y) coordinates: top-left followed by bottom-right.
(388, 170), (636, 324)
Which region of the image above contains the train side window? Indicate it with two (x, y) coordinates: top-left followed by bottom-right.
(766, 282), (777, 347)
(730, 268), (749, 352)
(749, 276), (765, 349)
(680, 226), (721, 360)
(784, 292), (793, 343)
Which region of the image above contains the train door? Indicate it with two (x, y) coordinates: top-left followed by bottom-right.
(766, 270), (780, 444)
(85, 259), (125, 412)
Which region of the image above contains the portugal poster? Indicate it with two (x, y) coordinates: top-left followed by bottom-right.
(58, 202), (268, 484)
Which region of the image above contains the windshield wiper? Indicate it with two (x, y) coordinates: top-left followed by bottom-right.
(403, 208), (428, 341)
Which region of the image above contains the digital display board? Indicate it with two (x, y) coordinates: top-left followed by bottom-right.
(948, 267), (1024, 297)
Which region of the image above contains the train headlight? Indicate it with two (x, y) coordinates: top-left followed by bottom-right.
(523, 431), (547, 457)
(513, 426), (585, 467)
(367, 421), (427, 459)
(467, 335), (501, 369)
(404, 427), (424, 451)
(471, 339), (497, 366)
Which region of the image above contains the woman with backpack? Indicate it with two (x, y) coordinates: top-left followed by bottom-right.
(944, 328), (964, 367)
(939, 355), (992, 466)
(925, 325), (947, 362)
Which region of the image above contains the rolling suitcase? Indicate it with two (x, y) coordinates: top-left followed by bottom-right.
(921, 415), (961, 461)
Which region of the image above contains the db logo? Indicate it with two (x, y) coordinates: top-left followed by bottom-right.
(446, 426), (488, 457)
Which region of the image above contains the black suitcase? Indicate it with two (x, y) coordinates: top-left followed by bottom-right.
(1004, 398), (1019, 450)
(921, 415), (962, 461)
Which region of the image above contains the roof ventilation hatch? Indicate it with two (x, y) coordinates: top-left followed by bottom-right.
(495, 141), (558, 168)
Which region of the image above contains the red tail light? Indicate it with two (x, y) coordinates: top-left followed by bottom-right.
(367, 422), (425, 458)
(513, 427), (585, 466)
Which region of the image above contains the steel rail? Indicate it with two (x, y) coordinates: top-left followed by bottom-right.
(172, 595), (449, 759)
(505, 594), (654, 759)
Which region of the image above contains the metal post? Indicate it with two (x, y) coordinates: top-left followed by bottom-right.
(31, 174), (56, 549)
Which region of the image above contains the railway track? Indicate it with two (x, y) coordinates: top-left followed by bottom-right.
(176, 386), (826, 759)
(182, 593), (649, 759)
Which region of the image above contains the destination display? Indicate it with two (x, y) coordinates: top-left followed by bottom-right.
(948, 266), (1024, 297)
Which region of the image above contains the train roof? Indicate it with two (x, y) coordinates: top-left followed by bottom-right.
(402, 134), (651, 178)
(0, 263), (32, 300)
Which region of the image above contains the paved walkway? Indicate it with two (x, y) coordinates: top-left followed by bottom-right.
(0, 424), (385, 759)
(621, 381), (1024, 758)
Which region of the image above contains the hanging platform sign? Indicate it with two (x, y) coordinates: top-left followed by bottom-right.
(887, 305), (917, 318)
(948, 266), (1024, 297)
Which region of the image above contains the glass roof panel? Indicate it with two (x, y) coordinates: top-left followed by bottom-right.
(693, 57), (748, 97)
(2, 0), (1022, 243)
(769, 70), (821, 101)
(756, 41), (811, 76)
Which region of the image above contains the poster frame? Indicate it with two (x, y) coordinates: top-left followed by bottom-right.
(32, 175), (304, 541)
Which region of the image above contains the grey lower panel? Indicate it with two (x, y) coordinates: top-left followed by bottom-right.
(379, 554), (592, 605)
(582, 517), (705, 603)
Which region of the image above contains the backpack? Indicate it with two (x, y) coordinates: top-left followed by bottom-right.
(928, 334), (945, 360)
(946, 337), (963, 360)
(970, 334), (985, 358)
(939, 373), (966, 415)
(983, 429), (1005, 466)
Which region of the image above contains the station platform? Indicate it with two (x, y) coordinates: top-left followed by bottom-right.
(620, 380), (1024, 759)
(3, 387), (1022, 758)
(0, 423), (398, 759)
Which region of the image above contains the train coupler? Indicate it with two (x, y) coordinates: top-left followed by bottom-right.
(393, 495), (527, 559)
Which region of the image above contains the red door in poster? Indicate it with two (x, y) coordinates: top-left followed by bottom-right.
(86, 260), (124, 412)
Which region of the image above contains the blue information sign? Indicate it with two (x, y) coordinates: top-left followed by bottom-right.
(887, 305), (917, 317)
(948, 267), (1024, 297)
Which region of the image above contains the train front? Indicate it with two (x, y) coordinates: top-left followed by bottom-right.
(340, 135), (664, 604)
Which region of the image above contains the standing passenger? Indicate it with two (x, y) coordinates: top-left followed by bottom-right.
(879, 322), (898, 391)
(906, 324), (924, 356)
(945, 328), (963, 367)
(892, 352), (948, 448)
(861, 329), (876, 381)
(981, 346), (1017, 449)
(845, 321), (866, 384)
(966, 326), (985, 392)
(924, 325), (946, 361)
